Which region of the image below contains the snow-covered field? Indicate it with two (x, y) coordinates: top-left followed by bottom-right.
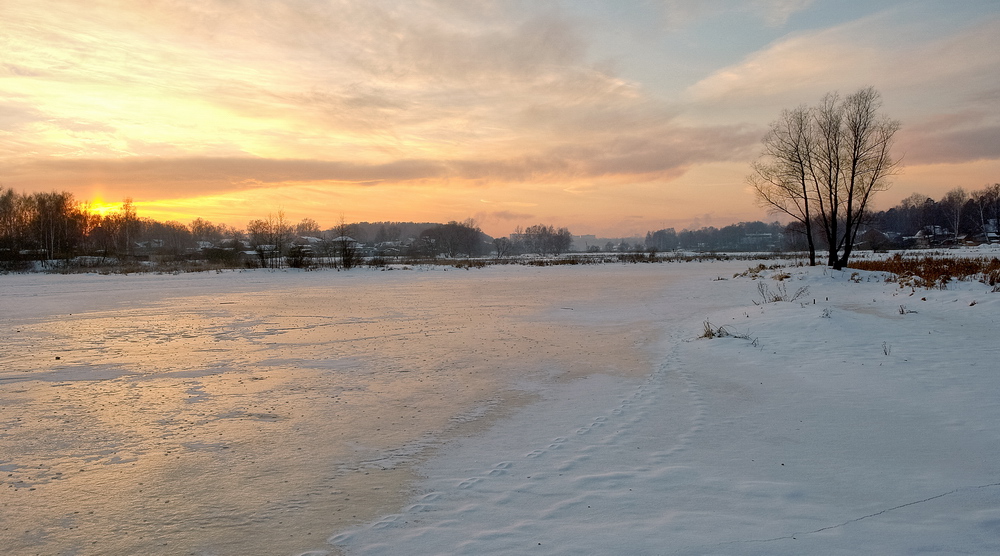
(2, 261), (999, 555)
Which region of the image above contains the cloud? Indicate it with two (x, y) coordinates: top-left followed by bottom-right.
(687, 13), (1000, 107)
(7, 116), (758, 199)
(3, 1), (649, 162)
(898, 117), (1000, 165)
(754, 0), (814, 25)
(485, 210), (535, 221)
(683, 11), (1000, 170)
(4, 157), (448, 198)
(107, 1), (589, 86)
(2, 63), (42, 77)
(0, 101), (46, 129)
(685, 29), (871, 104)
(390, 14), (587, 82)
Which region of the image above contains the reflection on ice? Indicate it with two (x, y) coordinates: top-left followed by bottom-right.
(0, 266), (667, 555)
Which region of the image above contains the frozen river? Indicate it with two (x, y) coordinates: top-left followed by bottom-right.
(2, 264), (731, 555)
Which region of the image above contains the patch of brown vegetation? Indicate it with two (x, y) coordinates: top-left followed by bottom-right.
(849, 253), (1000, 289)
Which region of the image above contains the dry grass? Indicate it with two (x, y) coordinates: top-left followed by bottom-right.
(849, 254), (1000, 289)
(701, 321), (758, 346)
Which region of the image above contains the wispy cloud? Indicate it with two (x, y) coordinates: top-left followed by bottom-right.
(687, 12), (1000, 107)
(685, 10), (1000, 171)
(7, 115), (758, 198)
(898, 118), (1000, 165)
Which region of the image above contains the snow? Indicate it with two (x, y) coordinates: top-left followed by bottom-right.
(2, 261), (999, 555)
(329, 264), (1000, 555)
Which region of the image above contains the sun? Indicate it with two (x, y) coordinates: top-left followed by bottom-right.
(85, 199), (122, 218)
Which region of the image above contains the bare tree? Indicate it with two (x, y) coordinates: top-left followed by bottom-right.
(0, 188), (27, 261)
(104, 198), (143, 259)
(331, 215), (361, 269)
(520, 224), (572, 255)
(246, 218), (271, 267)
(246, 210), (292, 268)
(940, 187), (969, 242)
(144, 220), (193, 259)
(750, 87), (899, 269)
(834, 87), (900, 268)
(748, 105), (818, 265)
(971, 184), (1000, 242)
(493, 236), (513, 258)
(190, 217), (225, 244)
(295, 217), (321, 238)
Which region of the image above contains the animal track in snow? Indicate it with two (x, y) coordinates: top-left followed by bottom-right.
(330, 330), (710, 552)
(371, 514), (402, 529)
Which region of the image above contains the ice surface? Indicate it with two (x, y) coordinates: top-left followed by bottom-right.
(1, 265), (691, 554)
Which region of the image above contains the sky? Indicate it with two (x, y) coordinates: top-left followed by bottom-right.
(2, 0), (999, 237)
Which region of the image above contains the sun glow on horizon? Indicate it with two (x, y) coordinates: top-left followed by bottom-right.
(83, 199), (124, 218)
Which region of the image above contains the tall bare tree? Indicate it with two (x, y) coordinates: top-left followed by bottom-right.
(190, 217), (225, 244)
(750, 87), (899, 269)
(520, 224), (573, 255)
(493, 236), (513, 258)
(421, 219), (484, 257)
(835, 87), (900, 268)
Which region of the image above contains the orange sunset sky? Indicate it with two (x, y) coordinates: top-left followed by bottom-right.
(3, 1), (999, 237)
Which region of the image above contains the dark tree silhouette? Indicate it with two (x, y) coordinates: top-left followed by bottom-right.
(750, 87), (899, 268)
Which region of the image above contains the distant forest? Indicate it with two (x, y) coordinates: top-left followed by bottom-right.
(647, 183), (1000, 253)
(1, 183), (997, 270)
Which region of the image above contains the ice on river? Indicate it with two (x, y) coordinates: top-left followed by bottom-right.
(2, 262), (999, 555)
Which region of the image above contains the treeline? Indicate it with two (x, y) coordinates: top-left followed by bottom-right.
(496, 224), (573, 257)
(644, 221), (787, 253)
(0, 187), (577, 270)
(774, 184), (1000, 252)
(6, 182), (995, 272)
(640, 184), (1000, 255)
(866, 184), (1000, 246)
(0, 189), (140, 262)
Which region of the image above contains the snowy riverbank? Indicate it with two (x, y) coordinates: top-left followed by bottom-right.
(329, 264), (1000, 555)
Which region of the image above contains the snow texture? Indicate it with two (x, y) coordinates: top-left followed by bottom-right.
(330, 264), (1000, 555)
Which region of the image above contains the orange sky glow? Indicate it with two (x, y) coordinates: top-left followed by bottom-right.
(2, 1), (999, 237)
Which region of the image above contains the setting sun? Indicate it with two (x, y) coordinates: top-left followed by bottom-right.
(83, 199), (122, 218)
